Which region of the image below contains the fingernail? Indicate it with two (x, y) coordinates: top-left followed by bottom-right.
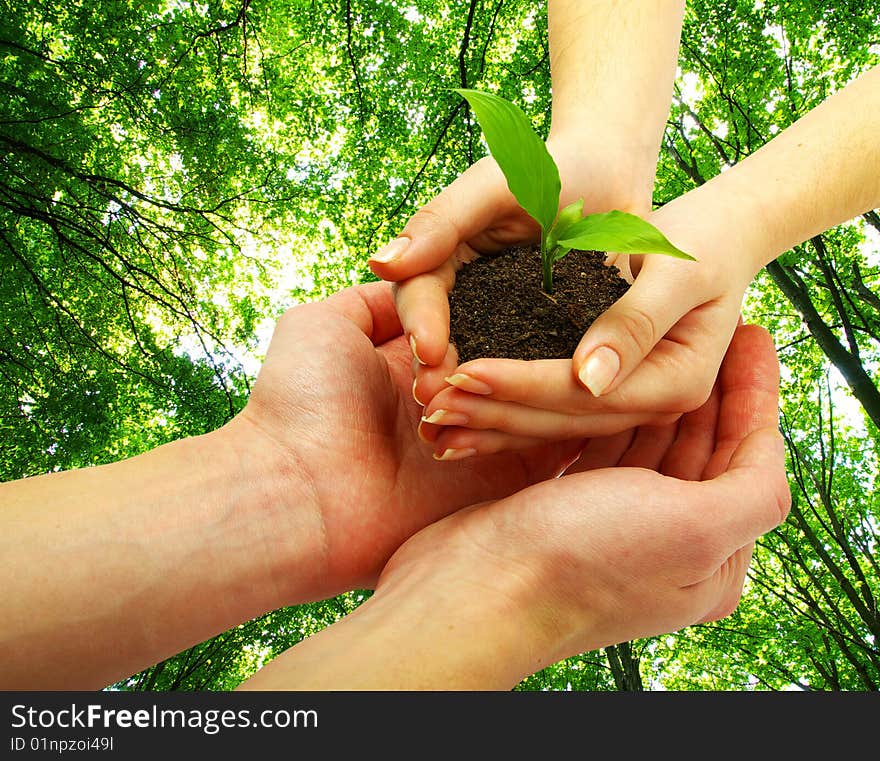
(421, 409), (470, 426)
(578, 346), (620, 397)
(445, 373), (492, 395)
(412, 378), (423, 406)
(417, 420), (430, 443)
(410, 334), (426, 365)
(370, 237), (410, 264)
(433, 448), (477, 462)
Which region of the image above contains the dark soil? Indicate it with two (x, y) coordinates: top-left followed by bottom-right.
(448, 245), (630, 363)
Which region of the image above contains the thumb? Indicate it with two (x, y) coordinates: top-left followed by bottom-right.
(705, 427), (792, 547)
(572, 261), (698, 396)
(276, 282), (401, 350)
(368, 158), (515, 282)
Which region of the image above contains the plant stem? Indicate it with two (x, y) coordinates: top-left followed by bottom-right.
(541, 248), (555, 294)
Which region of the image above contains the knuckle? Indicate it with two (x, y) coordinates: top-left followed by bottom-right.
(774, 474), (793, 524)
(408, 205), (461, 241)
(654, 411), (685, 427)
(650, 360), (714, 414)
(678, 384), (713, 413)
(740, 323), (773, 346)
(645, 385), (707, 416)
(677, 511), (723, 571)
(277, 302), (309, 327)
(613, 304), (659, 359)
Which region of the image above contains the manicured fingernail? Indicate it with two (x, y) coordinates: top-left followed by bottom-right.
(410, 334), (426, 365)
(370, 236), (410, 264)
(433, 448), (477, 461)
(445, 373), (492, 395)
(412, 378), (423, 406)
(578, 346), (620, 397)
(417, 420), (431, 443)
(421, 409), (470, 426)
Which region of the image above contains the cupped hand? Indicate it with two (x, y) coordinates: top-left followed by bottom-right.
(374, 324), (791, 678)
(415, 196), (760, 457)
(222, 281), (582, 602)
(367, 139), (653, 401)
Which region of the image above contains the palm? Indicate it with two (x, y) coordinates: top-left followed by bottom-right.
(378, 325), (785, 658)
(240, 286), (575, 590)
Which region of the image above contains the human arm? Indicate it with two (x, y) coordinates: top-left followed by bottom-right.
(574, 61), (880, 390)
(0, 282), (577, 690)
(238, 324), (791, 690)
(547, 0), (685, 187)
(418, 63), (880, 456)
(0, 428), (324, 691)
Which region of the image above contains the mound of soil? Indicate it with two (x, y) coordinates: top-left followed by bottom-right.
(448, 245), (630, 363)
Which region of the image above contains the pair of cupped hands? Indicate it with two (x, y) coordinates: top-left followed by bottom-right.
(232, 145), (789, 668)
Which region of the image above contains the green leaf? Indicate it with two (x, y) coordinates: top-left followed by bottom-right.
(546, 198), (583, 251)
(455, 88), (560, 239)
(558, 210), (696, 260)
(550, 244), (572, 264)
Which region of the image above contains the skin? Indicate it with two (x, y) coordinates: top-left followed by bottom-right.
(0, 3), (796, 693)
(0, 281), (789, 691)
(240, 324), (790, 690)
(417, 64), (880, 455)
(371, 2), (880, 458)
(0, 282), (579, 690)
(368, 0), (688, 453)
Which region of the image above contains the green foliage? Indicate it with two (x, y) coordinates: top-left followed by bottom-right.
(455, 88), (693, 293)
(558, 210), (696, 261)
(454, 88), (560, 239)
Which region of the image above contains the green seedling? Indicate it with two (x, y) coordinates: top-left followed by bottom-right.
(455, 88), (695, 294)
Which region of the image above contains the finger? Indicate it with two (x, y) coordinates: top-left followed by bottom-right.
(421, 387), (666, 439)
(431, 427), (561, 461)
(393, 258), (458, 366)
(562, 429), (635, 474)
(702, 324), (781, 480)
(453, 299), (732, 415)
(413, 344), (459, 407)
(452, 353), (696, 415)
(285, 281), (402, 347)
(616, 421), (682, 471)
(452, 357), (598, 412)
(703, 427), (792, 549)
(368, 159), (514, 281)
(695, 544), (755, 624)
(659, 385), (721, 480)
(571, 258), (706, 397)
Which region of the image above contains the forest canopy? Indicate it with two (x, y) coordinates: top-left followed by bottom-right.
(1, 0), (878, 690)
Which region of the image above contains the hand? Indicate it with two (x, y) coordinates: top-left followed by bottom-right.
(380, 324), (789, 680)
(415, 194), (759, 456)
(0, 280), (579, 691)
(221, 280), (581, 602)
(367, 139), (657, 453)
(239, 324), (790, 690)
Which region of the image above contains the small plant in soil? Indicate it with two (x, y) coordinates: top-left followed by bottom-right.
(456, 89), (694, 293)
(448, 89), (695, 363)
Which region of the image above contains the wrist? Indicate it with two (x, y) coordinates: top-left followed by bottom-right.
(651, 173), (774, 283)
(351, 510), (572, 689)
(546, 133), (657, 217)
(210, 414), (328, 606)
(240, 510), (563, 690)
